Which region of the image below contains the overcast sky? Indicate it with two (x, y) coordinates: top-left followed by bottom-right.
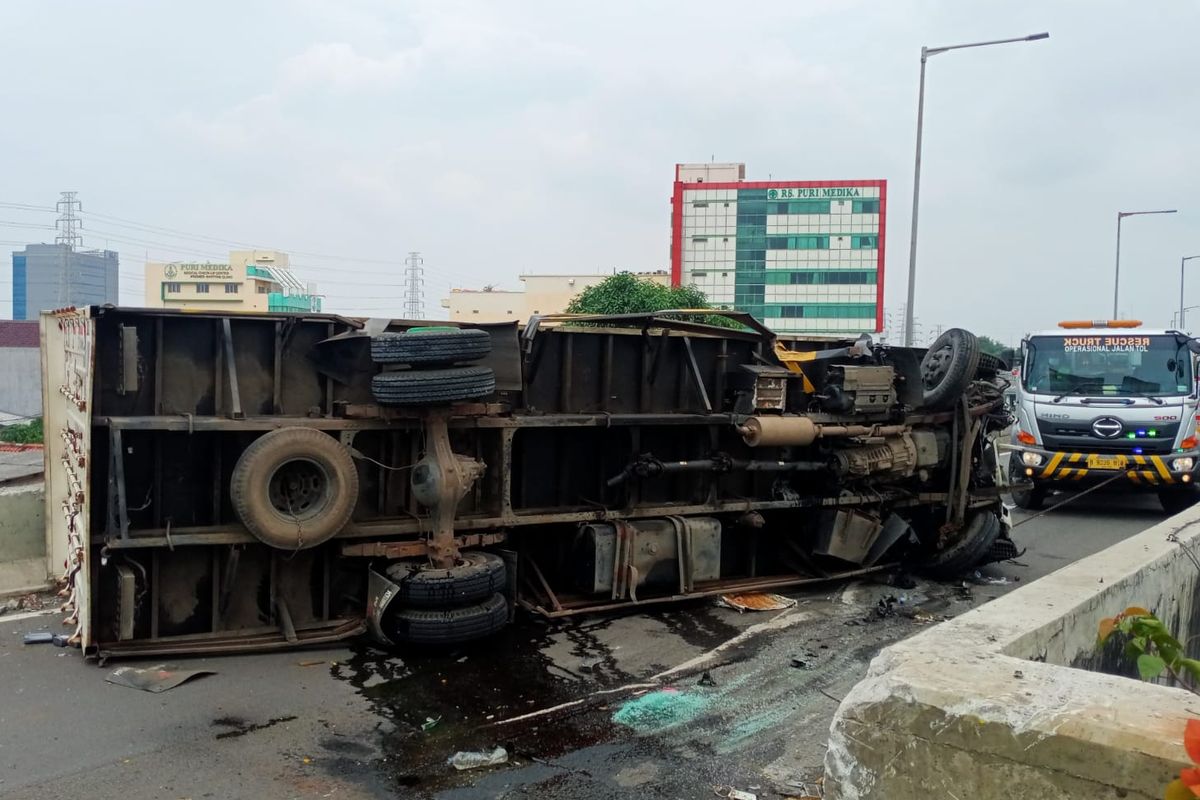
(1, 0), (1197, 343)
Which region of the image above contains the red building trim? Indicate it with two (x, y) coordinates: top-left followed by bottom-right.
(670, 179), (685, 286)
(875, 180), (887, 334)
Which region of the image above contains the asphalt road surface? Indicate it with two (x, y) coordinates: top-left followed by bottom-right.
(0, 491), (1167, 800)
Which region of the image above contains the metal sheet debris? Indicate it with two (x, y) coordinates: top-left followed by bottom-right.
(718, 593), (798, 612)
(105, 665), (215, 693)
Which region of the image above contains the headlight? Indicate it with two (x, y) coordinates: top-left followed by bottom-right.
(1021, 452), (1045, 467)
(1172, 457), (1195, 473)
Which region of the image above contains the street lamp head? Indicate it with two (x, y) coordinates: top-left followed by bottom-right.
(1119, 209), (1178, 218)
(1026, 32), (1050, 41)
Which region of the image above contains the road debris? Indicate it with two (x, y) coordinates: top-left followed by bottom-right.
(613, 688), (709, 732)
(448, 746), (508, 771)
(714, 787), (758, 800)
(718, 592), (797, 612)
(105, 665), (215, 693)
(22, 632), (53, 645)
(697, 671), (717, 687)
(421, 715), (441, 732)
(971, 571), (1010, 585)
(297, 659), (326, 667)
(875, 595), (901, 617)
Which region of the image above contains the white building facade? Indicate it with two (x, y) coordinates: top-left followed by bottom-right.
(671, 163), (886, 334)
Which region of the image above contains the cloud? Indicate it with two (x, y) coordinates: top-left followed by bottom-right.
(279, 42), (423, 92)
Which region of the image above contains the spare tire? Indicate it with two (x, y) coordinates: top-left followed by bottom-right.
(384, 551), (507, 609)
(230, 428), (359, 550)
(920, 510), (1002, 579)
(921, 328), (981, 410)
(372, 366), (495, 406)
(385, 592), (509, 646)
(371, 328), (491, 366)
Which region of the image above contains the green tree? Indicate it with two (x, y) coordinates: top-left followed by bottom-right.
(565, 273), (740, 328)
(976, 335), (1010, 357)
(0, 418), (42, 444)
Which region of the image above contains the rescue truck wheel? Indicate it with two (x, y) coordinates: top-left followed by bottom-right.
(371, 366), (496, 406)
(371, 328), (491, 366)
(921, 510), (1002, 579)
(921, 328), (981, 410)
(1008, 459), (1045, 510)
(230, 428), (359, 550)
(384, 592), (509, 646)
(1159, 486), (1200, 516)
(384, 551), (507, 609)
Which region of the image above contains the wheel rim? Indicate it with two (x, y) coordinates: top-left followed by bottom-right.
(268, 458), (332, 521)
(922, 343), (954, 389)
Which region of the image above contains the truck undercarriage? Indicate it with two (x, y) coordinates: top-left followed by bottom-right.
(42, 306), (1012, 659)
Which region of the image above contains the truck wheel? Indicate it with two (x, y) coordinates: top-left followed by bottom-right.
(371, 328), (491, 366)
(384, 551), (506, 609)
(920, 510), (1002, 579)
(1159, 486), (1200, 515)
(921, 328), (981, 410)
(1008, 460), (1045, 511)
(230, 428), (359, 550)
(371, 366), (495, 406)
(384, 592), (509, 646)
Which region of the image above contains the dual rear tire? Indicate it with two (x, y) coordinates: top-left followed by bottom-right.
(369, 328), (496, 407)
(381, 552), (509, 646)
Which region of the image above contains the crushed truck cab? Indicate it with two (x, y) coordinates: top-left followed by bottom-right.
(1008, 320), (1200, 513)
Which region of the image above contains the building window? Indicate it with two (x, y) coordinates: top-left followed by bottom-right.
(851, 235), (878, 249)
(472, 310), (479, 314)
(257, 284), (269, 294)
(692, 201), (709, 208)
(224, 283), (240, 294)
(852, 199), (881, 214)
(165, 282), (181, 293)
(692, 236), (708, 243)
(195, 283), (210, 294)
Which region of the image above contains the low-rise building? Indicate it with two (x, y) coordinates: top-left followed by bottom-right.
(144, 250), (322, 313)
(441, 272), (670, 322)
(0, 321), (41, 418)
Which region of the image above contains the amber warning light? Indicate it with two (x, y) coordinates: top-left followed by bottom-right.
(1058, 320), (1142, 329)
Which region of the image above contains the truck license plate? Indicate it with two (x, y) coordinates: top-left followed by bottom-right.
(1086, 454), (1127, 470)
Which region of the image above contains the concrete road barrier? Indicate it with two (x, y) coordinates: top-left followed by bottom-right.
(826, 505), (1200, 799)
(0, 482), (49, 596)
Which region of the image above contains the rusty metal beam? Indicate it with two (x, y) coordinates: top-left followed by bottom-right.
(96, 491), (999, 550)
(517, 563), (898, 618)
(340, 532), (507, 558)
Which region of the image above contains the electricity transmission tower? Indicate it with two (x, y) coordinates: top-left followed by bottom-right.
(55, 191), (83, 305)
(403, 251), (425, 319)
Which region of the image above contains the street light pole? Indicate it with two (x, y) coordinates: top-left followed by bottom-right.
(1180, 254), (1200, 329)
(1112, 209), (1177, 318)
(902, 32), (1049, 347)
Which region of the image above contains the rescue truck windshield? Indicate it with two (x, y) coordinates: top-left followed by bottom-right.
(1024, 334), (1193, 398)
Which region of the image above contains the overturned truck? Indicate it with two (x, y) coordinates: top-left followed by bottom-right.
(42, 306), (1013, 659)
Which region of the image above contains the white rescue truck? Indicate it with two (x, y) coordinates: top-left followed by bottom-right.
(1008, 320), (1200, 514)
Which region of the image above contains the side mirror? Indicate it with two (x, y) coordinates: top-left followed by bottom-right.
(1186, 339), (1200, 356)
